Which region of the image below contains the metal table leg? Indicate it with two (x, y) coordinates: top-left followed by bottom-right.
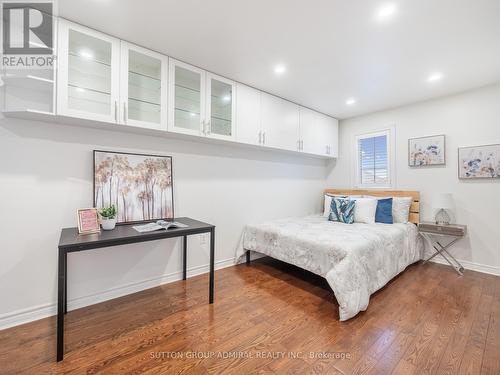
(422, 233), (464, 275)
(182, 235), (187, 280)
(57, 249), (66, 361)
(209, 228), (215, 304)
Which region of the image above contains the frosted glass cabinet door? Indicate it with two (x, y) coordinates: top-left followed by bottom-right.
(57, 20), (120, 122)
(168, 59), (205, 135)
(120, 42), (167, 129)
(205, 73), (235, 140)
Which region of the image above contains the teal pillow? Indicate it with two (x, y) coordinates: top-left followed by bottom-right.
(329, 197), (355, 224)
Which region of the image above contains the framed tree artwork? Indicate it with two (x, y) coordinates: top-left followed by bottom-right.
(458, 144), (500, 179)
(408, 134), (446, 167)
(93, 150), (174, 224)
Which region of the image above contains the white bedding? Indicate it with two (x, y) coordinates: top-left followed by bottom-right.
(235, 215), (423, 321)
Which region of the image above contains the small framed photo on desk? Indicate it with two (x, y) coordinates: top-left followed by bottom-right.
(77, 208), (100, 234)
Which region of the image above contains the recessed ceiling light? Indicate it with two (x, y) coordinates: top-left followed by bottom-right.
(274, 64), (286, 75)
(79, 50), (94, 60)
(346, 98), (356, 106)
(222, 95), (231, 102)
(376, 3), (397, 22)
(427, 72), (443, 82)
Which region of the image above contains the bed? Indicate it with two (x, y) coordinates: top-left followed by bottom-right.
(235, 189), (424, 321)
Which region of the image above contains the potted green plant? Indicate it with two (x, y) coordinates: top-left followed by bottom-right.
(98, 205), (117, 230)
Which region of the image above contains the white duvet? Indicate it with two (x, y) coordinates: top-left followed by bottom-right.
(235, 215), (423, 321)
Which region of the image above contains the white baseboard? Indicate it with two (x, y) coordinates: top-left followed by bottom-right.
(0, 257), (235, 331)
(429, 257), (500, 276)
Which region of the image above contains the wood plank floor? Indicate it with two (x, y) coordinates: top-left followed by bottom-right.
(1, 258), (499, 374)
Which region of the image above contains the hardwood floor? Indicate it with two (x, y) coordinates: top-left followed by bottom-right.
(1, 258), (499, 374)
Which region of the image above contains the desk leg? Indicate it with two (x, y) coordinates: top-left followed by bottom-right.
(57, 250), (66, 362)
(183, 235), (187, 281)
(209, 228), (215, 304)
(64, 252), (68, 314)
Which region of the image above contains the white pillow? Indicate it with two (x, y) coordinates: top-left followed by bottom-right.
(392, 197), (413, 223)
(352, 197), (378, 224)
(323, 194), (363, 217)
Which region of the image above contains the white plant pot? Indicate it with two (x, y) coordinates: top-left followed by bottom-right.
(101, 217), (117, 231)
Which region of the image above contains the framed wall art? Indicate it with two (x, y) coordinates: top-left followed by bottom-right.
(458, 144), (500, 179)
(94, 150), (174, 224)
(408, 134), (446, 167)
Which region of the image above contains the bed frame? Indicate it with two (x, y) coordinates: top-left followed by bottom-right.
(324, 189), (420, 224)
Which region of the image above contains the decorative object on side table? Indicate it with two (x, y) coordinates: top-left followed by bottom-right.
(458, 144), (500, 179)
(419, 222), (467, 276)
(98, 205), (117, 231)
(408, 134), (445, 167)
(432, 192), (453, 225)
(94, 150), (174, 224)
(76, 208), (100, 235)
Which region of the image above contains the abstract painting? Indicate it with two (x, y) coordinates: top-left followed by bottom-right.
(94, 150), (174, 224)
(459, 144), (500, 179)
(408, 135), (445, 167)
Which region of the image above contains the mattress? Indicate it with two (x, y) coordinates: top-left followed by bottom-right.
(235, 215), (424, 321)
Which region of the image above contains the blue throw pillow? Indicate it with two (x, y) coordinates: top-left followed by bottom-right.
(375, 198), (393, 224)
(329, 198), (355, 224)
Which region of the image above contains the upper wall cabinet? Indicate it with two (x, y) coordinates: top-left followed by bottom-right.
(119, 42), (168, 130)
(168, 59), (205, 136)
(299, 108), (339, 157)
(206, 73), (235, 140)
(57, 20), (120, 123)
(168, 59), (235, 140)
(235, 83), (261, 145)
(261, 92), (300, 151)
(46, 20), (338, 157)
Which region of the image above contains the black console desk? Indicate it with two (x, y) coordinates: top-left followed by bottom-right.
(56, 217), (215, 362)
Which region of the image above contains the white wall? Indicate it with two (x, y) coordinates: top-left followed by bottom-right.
(0, 118), (327, 329)
(326, 84), (500, 274)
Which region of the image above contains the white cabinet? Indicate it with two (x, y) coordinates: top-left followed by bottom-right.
(235, 83), (261, 145)
(299, 106), (321, 154)
(57, 20), (120, 123)
(317, 113), (338, 157)
(50, 20), (338, 158)
(119, 42), (168, 130)
(206, 73), (235, 140)
(168, 59), (205, 136)
(168, 59), (235, 140)
(261, 93), (300, 151)
(298, 107), (338, 157)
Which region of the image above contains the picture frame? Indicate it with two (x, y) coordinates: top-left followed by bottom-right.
(77, 208), (100, 234)
(458, 143), (500, 179)
(408, 134), (446, 167)
(93, 150), (174, 225)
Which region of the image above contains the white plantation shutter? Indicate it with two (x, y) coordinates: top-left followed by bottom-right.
(357, 132), (390, 186)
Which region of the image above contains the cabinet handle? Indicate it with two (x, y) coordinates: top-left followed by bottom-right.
(301, 140), (304, 151)
(262, 132), (266, 144)
(207, 120), (211, 135)
(202, 121), (206, 135)
(259, 131), (262, 144)
(114, 101), (118, 122)
(297, 140), (300, 150)
(123, 102), (127, 124)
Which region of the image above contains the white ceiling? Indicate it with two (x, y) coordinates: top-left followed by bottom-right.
(58, 0), (500, 119)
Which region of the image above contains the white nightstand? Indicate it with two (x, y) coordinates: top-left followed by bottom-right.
(418, 222), (467, 276)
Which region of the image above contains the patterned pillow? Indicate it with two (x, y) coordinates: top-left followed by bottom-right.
(329, 197), (355, 224)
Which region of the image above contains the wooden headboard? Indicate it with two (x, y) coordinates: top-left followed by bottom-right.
(324, 189), (420, 224)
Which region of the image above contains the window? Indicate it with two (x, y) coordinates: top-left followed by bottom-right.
(355, 130), (392, 187)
